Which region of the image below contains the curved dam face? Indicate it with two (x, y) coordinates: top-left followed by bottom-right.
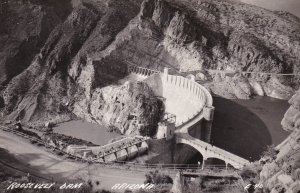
(144, 73), (212, 126)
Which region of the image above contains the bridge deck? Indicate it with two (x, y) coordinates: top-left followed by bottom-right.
(175, 108), (249, 169)
(126, 64), (250, 169)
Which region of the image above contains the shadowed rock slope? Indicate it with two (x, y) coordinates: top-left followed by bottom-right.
(0, 0), (73, 86)
(1, 0), (300, 131)
(255, 90), (300, 192)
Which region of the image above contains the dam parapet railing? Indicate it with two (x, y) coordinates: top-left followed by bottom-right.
(126, 64), (250, 169)
(126, 63), (213, 125)
(127, 61), (160, 76)
(0, 63), (249, 170)
(127, 62), (212, 107)
(163, 73), (213, 106)
(162, 72), (212, 125)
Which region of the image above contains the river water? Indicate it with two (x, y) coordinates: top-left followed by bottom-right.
(53, 120), (121, 146)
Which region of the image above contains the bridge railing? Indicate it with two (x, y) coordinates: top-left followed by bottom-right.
(176, 135), (250, 168)
(120, 63), (249, 169)
(113, 161), (237, 171)
(0, 125), (243, 175)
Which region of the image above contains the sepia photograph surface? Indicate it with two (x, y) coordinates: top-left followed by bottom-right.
(0, 0), (299, 192)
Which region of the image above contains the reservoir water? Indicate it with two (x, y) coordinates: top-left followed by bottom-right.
(53, 96), (290, 163)
(211, 96), (290, 161)
(53, 120), (121, 146)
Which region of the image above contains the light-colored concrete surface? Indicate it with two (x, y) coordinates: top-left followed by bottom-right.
(130, 66), (249, 168)
(144, 73), (211, 125)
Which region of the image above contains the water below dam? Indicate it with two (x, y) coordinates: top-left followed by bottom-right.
(53, 96), (290, 165)
(53, 120), (121, 146)
(189, 96), (290, 164)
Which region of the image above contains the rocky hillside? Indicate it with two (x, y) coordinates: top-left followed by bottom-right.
(73, 81), (163, 136)
(256, 90), (300, 192)
(0, 0), (72, 86)
(282, 90), (300, 132)
(1, 0), (300, 128)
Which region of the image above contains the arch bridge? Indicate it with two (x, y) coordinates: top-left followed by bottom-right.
(127, 63), (250, 169)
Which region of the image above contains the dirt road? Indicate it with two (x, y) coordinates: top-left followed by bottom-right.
(0, 129), (154, 191)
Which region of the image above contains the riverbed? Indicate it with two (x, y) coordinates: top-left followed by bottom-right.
(53, 120), (121, 146)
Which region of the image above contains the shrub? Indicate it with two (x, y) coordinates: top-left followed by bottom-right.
(145, 170), (173, 185)
(138, 125), (157, 137)
(261, 145), (278, 160)
(240, 167), (257, 180)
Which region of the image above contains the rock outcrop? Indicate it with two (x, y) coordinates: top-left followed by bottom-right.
(171, 172), (183, 193)
(281, 90), (300, 132)
(258, 90), (300, 192)
(2, 1), (100, 124)
(73, 81), (163, 136)
(0, 0), (72, 86)
(2, 0), (141, 125)
(1, 0), (300, 128)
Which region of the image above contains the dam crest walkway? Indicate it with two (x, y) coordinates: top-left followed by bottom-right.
(128, 63), (250, 169)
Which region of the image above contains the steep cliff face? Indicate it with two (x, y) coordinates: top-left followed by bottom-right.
(136, 0), (300, 99)
(1, 0), (300, 128)
(74, 81), (163, 136)
(258, 90), (300, 192)
(0, 0), (72, 87)
(2, 2), (101, 124)
(2, 0), (141, 120)
(281, 90), (300, 132)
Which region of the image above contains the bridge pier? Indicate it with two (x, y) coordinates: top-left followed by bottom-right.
(201, 120), (213, 143)
(202, 106), (215, 143)
(202, 157), (207, 170)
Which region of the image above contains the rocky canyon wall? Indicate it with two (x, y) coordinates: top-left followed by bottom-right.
(1, 0), (300, 131)
(257, 90), (300, 192)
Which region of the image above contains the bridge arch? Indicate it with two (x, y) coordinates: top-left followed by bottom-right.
(176, 138), (229, 169)
(176, 139), (234, 170)
(174, 142), (204, 166)
(176, 134), (249, 169)
(126, 63), (250, 169)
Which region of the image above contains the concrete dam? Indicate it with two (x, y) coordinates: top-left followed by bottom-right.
(128, 64), (250, 169)
(66, 60), (250, 169)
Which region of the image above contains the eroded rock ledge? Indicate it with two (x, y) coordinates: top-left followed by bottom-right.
(258, 90), (300, 192)
(1, 0), (300, 126)
(73, 81), (163, 136)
